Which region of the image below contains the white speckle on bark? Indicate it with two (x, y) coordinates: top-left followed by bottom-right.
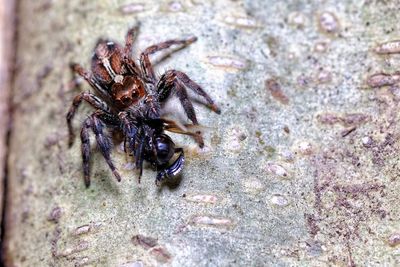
(222, 15), (261, 29)
(207, 56), (248, 70)
(375, 40), (400, 54)
(270, 194), (289, 207)
(185, 194), (218, 204)
(318, 11), (340, 34)
(242, 177), (265, 194)
(265, 162), (289, 179)
(120, 3), (145, 14)
(190, 215), (233, 227)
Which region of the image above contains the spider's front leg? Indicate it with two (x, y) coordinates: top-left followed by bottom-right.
(123, 25), (141, 76)
(156, 70), (220, 147)
(140, 37), (197, 83)
(158, 70), (221, 116)
(70, 63), (111, 100)
(66, 91), (111, 147)
(155, 148), (185, 186)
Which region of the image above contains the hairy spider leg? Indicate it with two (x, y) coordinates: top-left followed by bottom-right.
(134, 128), (147, 183)
(144, 94), (161, 120)
(123, 25), (141, 76)
(120, 111), (154, 183)
(158, 76), (206, 147)
(124, 25), (139, 57)
(140, 37), (198, 83)
(157, 70), (221, 148)
(155, 148), (185, 185)
(159, 70), (221, 114)
(94, 111), (120, 128)
(66, 91), (112, 147)
(70, 63), (111, 100)
(80, 115), (121, 187)
(119, 111), (139, 155)
(174, 79), (199, 123)
(91, 115), (122, 182)
(80, 117), (92, 187)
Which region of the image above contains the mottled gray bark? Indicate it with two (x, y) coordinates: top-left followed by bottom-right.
(4, 0), (400, 266)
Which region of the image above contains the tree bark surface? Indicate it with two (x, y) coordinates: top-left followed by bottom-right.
(4, 0), (400, 266)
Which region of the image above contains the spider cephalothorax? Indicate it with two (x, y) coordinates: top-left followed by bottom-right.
(66, 25), (220, 187)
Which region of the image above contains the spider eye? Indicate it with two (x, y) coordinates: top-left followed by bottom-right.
(106, 41), (115, 49)
(120, 96), (132, 105)
(132, 90), (139, 99)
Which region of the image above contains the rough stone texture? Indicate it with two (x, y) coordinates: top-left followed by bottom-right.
(4, 0), (400, 266)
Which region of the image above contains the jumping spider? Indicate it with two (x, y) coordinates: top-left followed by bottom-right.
(67, 26), (220, 187)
